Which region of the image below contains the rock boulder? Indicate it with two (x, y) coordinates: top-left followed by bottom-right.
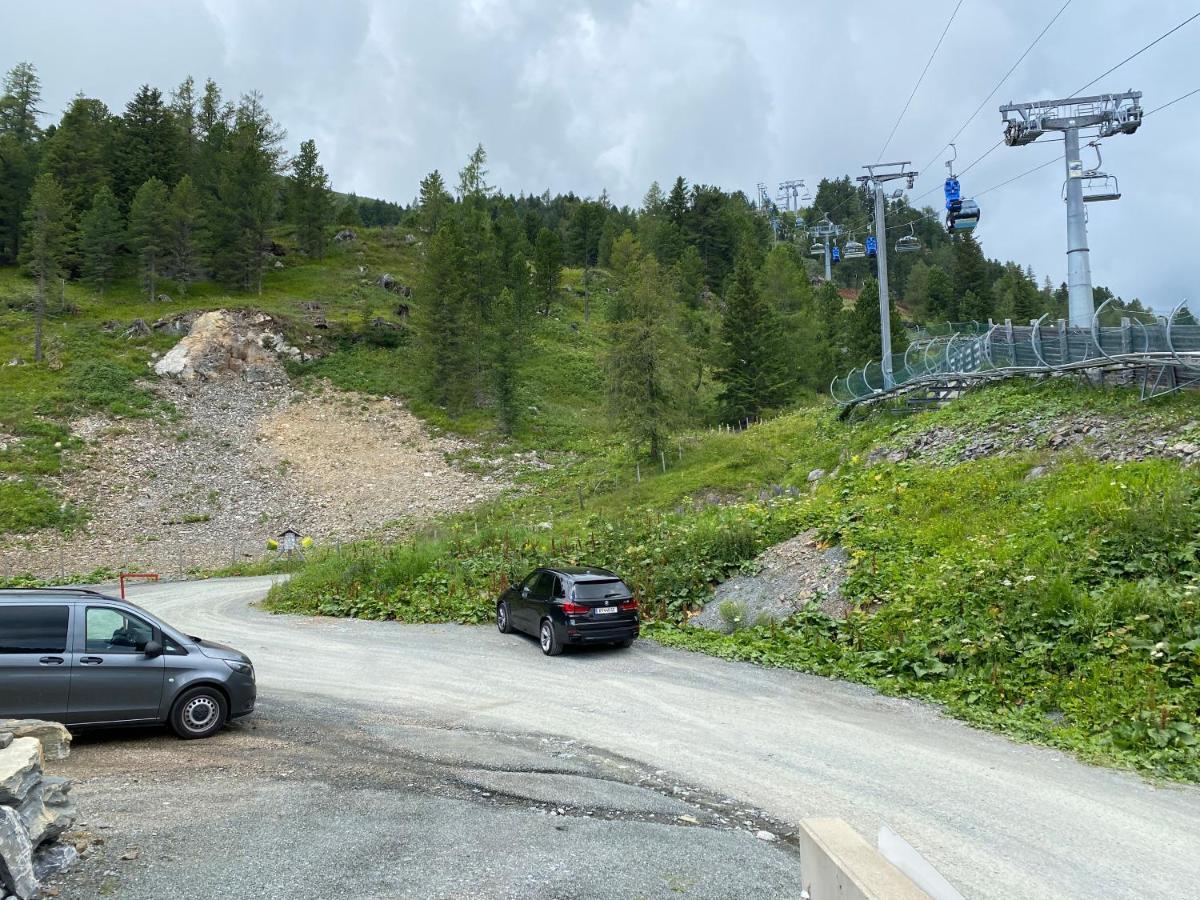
(0, 728), (77, 899)
(153, 310), (301, 383)
(0, 722), (70, 762)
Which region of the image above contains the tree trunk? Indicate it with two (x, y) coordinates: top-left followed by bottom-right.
(34, 272), (45, 363)
(148, 259), (156, 302)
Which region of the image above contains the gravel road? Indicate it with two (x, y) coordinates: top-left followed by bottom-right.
(50, 577), (1200, 899)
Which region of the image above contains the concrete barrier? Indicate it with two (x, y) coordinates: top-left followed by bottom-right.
(797, 818), (930, 900)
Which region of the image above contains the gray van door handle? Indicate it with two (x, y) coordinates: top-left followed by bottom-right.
(39, 656), (64, 665)
(79, 656), (104, 665)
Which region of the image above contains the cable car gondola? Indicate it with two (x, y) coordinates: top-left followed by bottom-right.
(865, 235), (878, 258)
(948, 198), (980, 232)
(831, 244), (841, 264)
(944, 145), (980, 234)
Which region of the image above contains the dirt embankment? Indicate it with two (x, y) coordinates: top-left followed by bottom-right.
(0, 311), (525, 579)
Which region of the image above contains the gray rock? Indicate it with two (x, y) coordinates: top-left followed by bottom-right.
(807, 468), (826, 482)
(1025, 465), (1048, 481)
(0, 722), (70, 762)
(0, 736), (10, 752)
(692, 530), (850, 632)
(0, 806), (36, 900)
(0, 739), (41, 805)
(32, 842), (77, 881)
(18, 776), (75, 847)
(333, 229), (357, 242)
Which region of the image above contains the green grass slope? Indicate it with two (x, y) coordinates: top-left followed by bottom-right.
(267, 381), (1200, 781)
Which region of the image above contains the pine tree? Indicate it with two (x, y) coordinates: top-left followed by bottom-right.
(415, 219), (472, 412)
(844, 278), (905, 366)
(0, 62), (44, 264)
(128, 177), (171, 301)
(166, 175), (203, 294)
(19, 174), (68, 363)
(116, 85), (180, 207)
(952, 233), (988, 313)
(665, 176), (689, 227)
(716, 250), (793, 422)
(606, 256), (689, 459)
(673, 244), (705, 308)
(492, 287), (521, 433)
(926, 265), (956, 321)
(206, 92), (284, 292)
(567, 200), (605, 268)
(78, 185), (123, 294)
(289, 138), (332, 258)
(457, 144), (491, 200)
(417, 170), (450, 233)
(37, 96), (114, 220)
(170, 76), (198, 173)
(532, 227), (563, 315)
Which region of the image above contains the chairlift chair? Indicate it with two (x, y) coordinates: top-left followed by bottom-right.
(895, 223), (920, 254)
(1081, 174), (1121, 202)
(844, 238), (865, 259)
(809, 240), (825, 258)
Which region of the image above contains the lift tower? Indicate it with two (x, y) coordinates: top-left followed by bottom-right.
(808, 215), (841, 282)
(999, 91), (1143, 327)
(858, 162), (917, 390)
(776, 179), (808, 212)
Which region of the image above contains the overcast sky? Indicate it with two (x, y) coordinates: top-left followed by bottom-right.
(5, 0), (1198, 309)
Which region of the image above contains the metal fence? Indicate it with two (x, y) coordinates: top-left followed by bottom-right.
(832, 300), (1200, 408)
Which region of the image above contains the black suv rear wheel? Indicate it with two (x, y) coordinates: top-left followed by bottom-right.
(496, 601), (513, 634)
(539, 619), (563, 656)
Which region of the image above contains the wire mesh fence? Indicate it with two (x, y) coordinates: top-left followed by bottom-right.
(832, 300), (1200, 407)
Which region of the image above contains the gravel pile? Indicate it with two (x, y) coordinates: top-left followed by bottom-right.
(1, 378), (523, 580)
(878, 414), (1200, 466)
(691, 530), (849, 632)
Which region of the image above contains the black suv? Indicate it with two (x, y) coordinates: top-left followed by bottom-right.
(496, 566), (639, 655)
(0, 588), (256, 738)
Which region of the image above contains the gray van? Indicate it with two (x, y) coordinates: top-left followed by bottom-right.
(0, 588), (255, 739)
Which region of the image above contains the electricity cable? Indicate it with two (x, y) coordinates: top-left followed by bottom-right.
(1071, 11), (1200, 96)
(920, 0), (1074, 174)
(877, 0), (967, 161)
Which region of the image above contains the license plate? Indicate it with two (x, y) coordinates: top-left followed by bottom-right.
(594, 606), (618, 615)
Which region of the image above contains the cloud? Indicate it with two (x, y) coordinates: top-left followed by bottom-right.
(2, 0), (1197, 305)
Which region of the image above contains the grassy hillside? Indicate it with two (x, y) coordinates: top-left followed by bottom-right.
(5, 227), (1199, 781)
(0, 226), (617, 535)
(267, 381), (1200, 781)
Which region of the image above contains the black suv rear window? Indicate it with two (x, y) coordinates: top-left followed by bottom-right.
(573, 580), (630, 600)
(0, 605), (70, 653)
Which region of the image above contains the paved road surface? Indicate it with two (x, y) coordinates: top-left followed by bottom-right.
(54, 577), (1200, 899)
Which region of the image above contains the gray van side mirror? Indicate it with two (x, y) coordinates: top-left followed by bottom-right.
(143, 640), (163, 659)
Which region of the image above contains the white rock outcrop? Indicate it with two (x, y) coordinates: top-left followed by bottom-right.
(154, 309), (301, 383)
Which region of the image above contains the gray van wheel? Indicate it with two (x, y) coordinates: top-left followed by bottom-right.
(170, 686), (228, 739)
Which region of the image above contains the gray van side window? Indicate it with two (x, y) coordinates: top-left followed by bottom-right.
(0, 605), (69, 653)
